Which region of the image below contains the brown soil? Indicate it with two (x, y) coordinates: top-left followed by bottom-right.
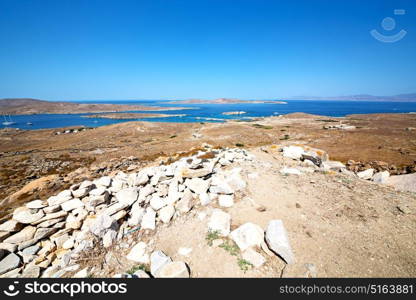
(1, 112), (415, 221)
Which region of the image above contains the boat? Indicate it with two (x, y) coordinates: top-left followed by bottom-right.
(27, 122), (33, 125)
(2, 114), (16, 126)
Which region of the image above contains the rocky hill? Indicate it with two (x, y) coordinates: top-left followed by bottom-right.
(0, 144), (415, 278)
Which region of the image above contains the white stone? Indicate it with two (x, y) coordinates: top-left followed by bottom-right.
(126, 242), (149, 263)
(128, 204), (145, 226)
(0, 253), (20, 275)
(208, 209), (231, 237)
(95, 176), (112, 187)
(150, 195), (166, 211)
(103, 229), (117, 248)
(74, 267), (89, 278)
(242, 248), (266, 267)
(175, 189), (194, 213)
(158, 205), (175, 223)
(280, 167), (303, 175)
(357, 168), (375, 180)
(115, 187), (139, 206)
(186, 178), (210, 195)
(265, 220), (295, 264)
(90, 214), (118, 237)
(26, 200), (47, 209)
(150, 250), (172, 277)
(218, 194), (234, 207)
(62, 238), (75, 250)
(12, 207), (44, 224)
(230, 222), (264, 251)
(61, 198), (84, 211)
(138, 185), (155, 202)
(141, 208), (156, 230)
(48, 190), (73, 206)
(3, 226), (36, 244)
(282, 146), (305, 160)
(372, 171), (390, 184)
(199, 192), (211, 206)
(0, 220), (23, 232)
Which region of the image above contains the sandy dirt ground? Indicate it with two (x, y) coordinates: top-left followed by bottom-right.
(72, 147), (416, 278)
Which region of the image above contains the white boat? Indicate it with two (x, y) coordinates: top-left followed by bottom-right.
(2, 114), (16, 126)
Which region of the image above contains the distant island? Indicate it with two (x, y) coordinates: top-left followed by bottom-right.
(282, 93), (416, 102)
(167, 98), (287, 104)
(0, 98), (190, 115)
(83, 113), (187, 119)
(222, 111), (246, 115)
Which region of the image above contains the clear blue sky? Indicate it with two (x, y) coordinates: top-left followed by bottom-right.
(0, 0), (415, 100)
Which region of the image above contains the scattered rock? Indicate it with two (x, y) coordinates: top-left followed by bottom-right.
(357, 168), (375, 180)
(208, 209), (231, 237)
(126, 242), (149, 263)
(242, 248), (266, 267)
(265, 220), (295, 264)
(157, 261), (190, 278)
(230, 222), (264, 251)
(150, 250), (172, 277)
(0, 253), (20, 275)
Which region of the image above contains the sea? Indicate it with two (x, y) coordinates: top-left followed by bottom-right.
(2, 100), (416, 131)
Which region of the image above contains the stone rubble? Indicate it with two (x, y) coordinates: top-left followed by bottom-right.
(0, 147), (302, 278)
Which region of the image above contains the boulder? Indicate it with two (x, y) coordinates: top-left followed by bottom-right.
(372, 171), (390, 184)
(386, 173), (416, 193)
(185, 178), (210, 195)
(199, 192), (211, 206)
(21, 264), (40, 278)
(150, 195), (167, 211)
(115, 188), (139, 206)
(282, 146), (305, 160)
(321, 161), (346, 171)
(157, 261), (190, 278)
(13, 207), (44, 224)
(208, 209), (231, 237)
(26, 200), (47, 209)
(95, 176), (112, 187)
(3, 226), (36, 244)
(242, 248), (266, 267)
(210, 177), (234, 195)
(150, 250), (172, 277)
(230, 223), (264, 251)
(0, 253), (21, 275)
(141, 208), (156, 230)
(128, 204), (145, 226)
(61, 198), (84, 211)
(90, 214), (118, 237)
(265, 220), (295, 264)
(48, 190), (73, 206)
(0, 220), (24, 232)
(126, 242), (149, 263)
(357, 168), (375, 180)
(175, 189), (194, 213)
(158, 205), (175, 223)
(102, 229), (117, 248)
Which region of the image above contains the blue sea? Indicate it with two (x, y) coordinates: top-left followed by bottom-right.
(2, 100), (416, 130)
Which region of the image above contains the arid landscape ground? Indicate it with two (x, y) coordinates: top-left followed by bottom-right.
(0, 112), (415, 278)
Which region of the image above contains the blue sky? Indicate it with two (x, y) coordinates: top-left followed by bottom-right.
(0, 0), (415, 100)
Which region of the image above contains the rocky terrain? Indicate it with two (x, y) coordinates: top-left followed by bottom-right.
(0, 98), (189, 115)
(0, 144), (415, 278)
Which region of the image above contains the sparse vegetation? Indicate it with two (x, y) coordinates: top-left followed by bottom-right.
(170, 135), (177, 138)
(237, 258), (253, 272)
(280, 134), (290, 140)
(126, 264), (147, 274)
(219, 240), (239, 256)
(206, 230), (221, 246)
(235, 143), (244, 147)
(252, 124), (273, 130)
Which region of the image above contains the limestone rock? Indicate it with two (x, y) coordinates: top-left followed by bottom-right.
(13, 207), (44, 224)
(150, 250), (172, 277)
(26, 200), (47, 209)
(3, 226), (36, 244)
(242, 248), (266, 267)
(95, 176), (112, 187)
(175, 189), (194, 213)
(230, 222), (264, 251)
(126, 242), (149, 263)
(282, 146), (305, 160)
(280, 167), (302, 175)
(0, 253), (21, 275)
(141, 208), (156, 230)
(208, 209), (231, 237)
(185, 178), (210, 195)
(158, 205), (175, 223)
(372, 171), (390, 184)
(265, 220), (295, 264)
(0, 220), (24, 232)
(61, 198), (84, 212)
(357, 168), (375, 180)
